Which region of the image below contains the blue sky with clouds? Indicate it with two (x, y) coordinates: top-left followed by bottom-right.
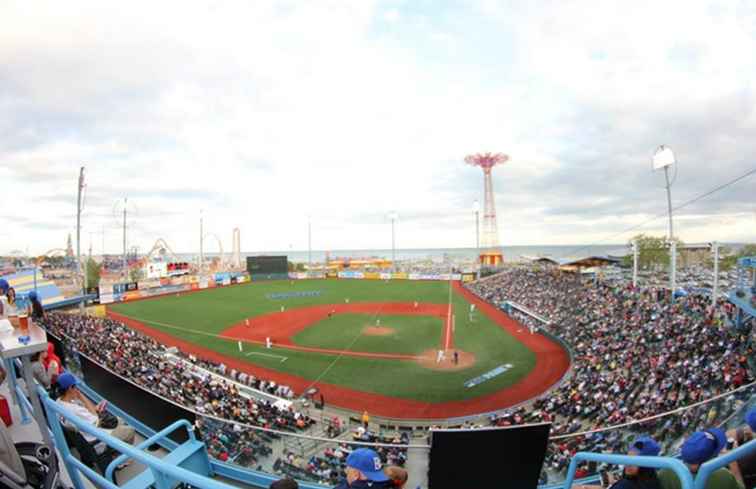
(1, 0), (755, 255)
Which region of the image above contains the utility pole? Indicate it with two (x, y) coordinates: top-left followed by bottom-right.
(308, 216), (312, 270)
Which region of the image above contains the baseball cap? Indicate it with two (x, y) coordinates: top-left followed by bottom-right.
(27, 291), (38, 301)
(0, 279), (9, 294)
(681, 428), (726, 465)
(747, 408), (756, 431)
(629, 436), (661, 457)
(57, 372), (80, 392)
(346, 448), (389, 482)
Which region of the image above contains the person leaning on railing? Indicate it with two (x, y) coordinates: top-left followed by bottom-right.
(658, 428), (744, 489)
(726, 408), (756, 489)
(573, 436), (663, 489)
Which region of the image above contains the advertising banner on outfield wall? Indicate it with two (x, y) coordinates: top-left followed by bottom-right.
(338, 271), (364, 279)
(391, 272), (408, 280)
(380, 272), (392, 280)
(364, 272), (380, 280)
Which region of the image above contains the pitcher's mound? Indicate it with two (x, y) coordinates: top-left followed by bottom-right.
(363, 326), (395, 336)
(416, 349), (475, 371)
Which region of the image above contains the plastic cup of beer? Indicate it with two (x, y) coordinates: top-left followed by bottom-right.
(18, 313), (29, 332)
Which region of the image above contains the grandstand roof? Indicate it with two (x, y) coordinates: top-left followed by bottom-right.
(524, 255), (620, 269)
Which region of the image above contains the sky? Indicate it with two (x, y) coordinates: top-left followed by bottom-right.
(1, 0), (755, 256)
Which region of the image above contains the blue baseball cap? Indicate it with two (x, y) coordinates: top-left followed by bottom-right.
(681, 429), (726, 465)
(747, 408), (756, 431)
(56, 372), (80, 392)
(27, 291), (38, 301)
(345, 448), (389, 482)
(629, 436), (661, 456)
(0, 279), (9, 294)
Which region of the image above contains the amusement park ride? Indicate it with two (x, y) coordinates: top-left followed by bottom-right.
(465, 152), (510, 266)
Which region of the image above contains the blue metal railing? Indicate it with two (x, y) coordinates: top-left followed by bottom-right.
(694, 439), (756, 489)
(563, 452), (694, 489)
(40, 389), (238, 489)
(104, 419), (197, 481)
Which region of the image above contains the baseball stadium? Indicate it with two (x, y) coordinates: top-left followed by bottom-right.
(3, 3), (756, 488)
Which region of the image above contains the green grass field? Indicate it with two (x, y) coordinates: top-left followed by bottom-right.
(108, 279), (537, 404)
(292, 313), (443, 355)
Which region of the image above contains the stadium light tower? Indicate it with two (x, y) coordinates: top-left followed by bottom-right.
(653, 145), (677, 300)
(465, 152), (509, 266)
(473, 200), (480, 280)
(653, 145), (677, 240)
(76, 167), (86, 313)
(388, 211), (398, 270)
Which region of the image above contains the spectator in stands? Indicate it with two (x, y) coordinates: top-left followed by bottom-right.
(384, 465), (408, 488)
(55, 372), (136, 445)
(574, 436), (662, 489)
(0, 279), (9, 317)
(3, 287), (17, 317)
(726, 408), (756, 489)
(658, 429), (743, 489)
(28, 291), (45, 319)
(334, 448), (392, 489)
(30, 345), (60, 389)
(270, 477), (298, 489)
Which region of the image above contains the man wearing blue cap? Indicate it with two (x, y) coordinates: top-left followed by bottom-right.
(726, 407), (755, 489)
(333, 448), (392, 488)
(658, 428), (743, 489)
(0, 278), (10, 318)
(575, 436), (662, 489)
(56, 372), (135, 444)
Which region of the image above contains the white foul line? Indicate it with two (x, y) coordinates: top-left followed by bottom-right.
(245, 351), (288, 362)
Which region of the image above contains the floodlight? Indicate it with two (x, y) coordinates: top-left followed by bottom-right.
(652, 145), (676, 171)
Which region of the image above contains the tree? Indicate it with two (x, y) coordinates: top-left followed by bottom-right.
(628, 234), (684, 271)
(85, 258), (102, 288)
(128, 267), (144, 282)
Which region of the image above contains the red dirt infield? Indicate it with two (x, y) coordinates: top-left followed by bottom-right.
(106, 282), (570, 419)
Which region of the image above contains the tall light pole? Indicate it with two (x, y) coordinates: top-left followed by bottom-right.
(199, 210), (204, 272)
(76, 167), (86, 313)
(388, 211), (398, 271)
(308, 216), (312, 269)
(122, 198), (128, 279)
(632, 239), (639, 288)
(653, 145), (677, 300)
(473, 200), (481, 280)
(711, 241), (719, 307)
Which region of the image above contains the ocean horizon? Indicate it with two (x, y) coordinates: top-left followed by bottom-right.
(174, 244), (632, 264)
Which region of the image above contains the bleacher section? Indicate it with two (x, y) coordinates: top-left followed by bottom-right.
(0, 269), (65, 305)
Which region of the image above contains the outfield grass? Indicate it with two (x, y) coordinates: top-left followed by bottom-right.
(108, 279), (537, 403)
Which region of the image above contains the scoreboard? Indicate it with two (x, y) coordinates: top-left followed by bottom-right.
(246, 256), (288, 274)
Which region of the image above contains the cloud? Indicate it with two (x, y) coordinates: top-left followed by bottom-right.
(1, 0), (755, 255)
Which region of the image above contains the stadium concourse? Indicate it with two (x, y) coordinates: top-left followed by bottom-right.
(21, 262), (753, 486)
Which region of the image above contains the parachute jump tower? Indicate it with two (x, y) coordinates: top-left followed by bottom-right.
(465, 152), (510, 267)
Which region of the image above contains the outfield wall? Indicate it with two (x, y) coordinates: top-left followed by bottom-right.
(99, 272), (250, 304)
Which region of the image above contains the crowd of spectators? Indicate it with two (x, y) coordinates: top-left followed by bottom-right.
(273, 428), (409, 486)
(467, 266), (754, 476)
(38, 312), (316, 462)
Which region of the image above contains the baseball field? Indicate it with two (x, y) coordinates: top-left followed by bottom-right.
(106, 279), (570, 419)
